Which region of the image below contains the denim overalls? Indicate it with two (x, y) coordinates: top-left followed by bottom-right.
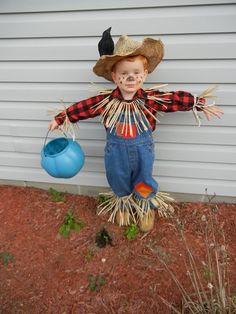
(104, 113), (159, 205)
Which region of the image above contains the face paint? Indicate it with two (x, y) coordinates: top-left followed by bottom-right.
(136, 74), (143, 84)
(118, 76), (123, 85)
(111, 59), (148, 99)
(126, 75), (135, 82)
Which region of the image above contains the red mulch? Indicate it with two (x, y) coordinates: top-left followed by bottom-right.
(0, 185), (235, 314)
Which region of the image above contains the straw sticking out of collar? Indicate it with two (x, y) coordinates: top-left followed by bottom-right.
(92, 88), (171, 134)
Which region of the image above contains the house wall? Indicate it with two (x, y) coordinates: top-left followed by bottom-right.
(0, 0), (235, 198)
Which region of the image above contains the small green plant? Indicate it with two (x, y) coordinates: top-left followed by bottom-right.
(88, 275), (106, 292)
(98, 194), (110, 204)
(124, 224), (139, 240)
(0, 252), (14, 266)
(59, 211), (85, 237)
(85, 248), (94, 263)
(48, 187), (65, 202)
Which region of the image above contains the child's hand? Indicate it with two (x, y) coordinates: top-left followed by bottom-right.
(202, 105), (224, 121)
(48, 119), (59, 131)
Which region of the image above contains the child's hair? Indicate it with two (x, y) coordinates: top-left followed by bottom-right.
(111, 55), (148, 72)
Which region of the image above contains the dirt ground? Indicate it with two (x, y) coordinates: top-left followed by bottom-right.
(0, 185), (235, 314)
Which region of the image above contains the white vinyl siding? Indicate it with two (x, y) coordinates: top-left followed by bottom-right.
(0, 1), (235, 197)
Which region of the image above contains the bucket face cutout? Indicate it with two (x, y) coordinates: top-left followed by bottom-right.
(41, 137), (85, 179)
(44, 138), (69, 156)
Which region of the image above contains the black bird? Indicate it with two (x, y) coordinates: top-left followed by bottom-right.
(98, 27), (114, 56)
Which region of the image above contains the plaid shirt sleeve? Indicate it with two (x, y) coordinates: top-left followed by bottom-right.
(147, 90), (204, 112)
(55, 94), (108, 125)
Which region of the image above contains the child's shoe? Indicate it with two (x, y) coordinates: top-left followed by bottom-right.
(139, 209), (155, 232)
(115, 210), (130, 226)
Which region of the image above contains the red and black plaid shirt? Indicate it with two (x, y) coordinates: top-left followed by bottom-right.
(55, 87), (200, 131)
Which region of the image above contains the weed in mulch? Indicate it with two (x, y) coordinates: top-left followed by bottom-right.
(59, 211), (86, 237)
(0, 252), (14, 267)
(48, 187), (66, 203)
(97, 194), (110, 205)
(124, 224), (139, 240)
(88, 274), (106, 292)
(95, 227), (113, 248)
(84, 248), (94, 263)
(153, 203), (236, 313)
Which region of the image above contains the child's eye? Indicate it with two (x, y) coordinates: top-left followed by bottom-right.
(135, 71), (140, 74)
(121, 72), (127, 75)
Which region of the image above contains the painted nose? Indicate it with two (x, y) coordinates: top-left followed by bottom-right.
(126, 75), (135, 82)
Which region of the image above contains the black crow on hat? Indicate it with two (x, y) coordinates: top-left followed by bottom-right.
(98, 27), (114, 56)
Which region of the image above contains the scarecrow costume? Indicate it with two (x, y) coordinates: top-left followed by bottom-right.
(54, 29), (217, 231)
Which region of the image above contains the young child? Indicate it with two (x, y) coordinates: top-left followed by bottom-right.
(49, 30), (223, 232)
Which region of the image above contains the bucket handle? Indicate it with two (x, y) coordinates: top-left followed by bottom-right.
(43, 128), (67, 157)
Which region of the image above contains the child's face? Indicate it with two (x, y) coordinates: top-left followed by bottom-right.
(111, 59), (148, 98)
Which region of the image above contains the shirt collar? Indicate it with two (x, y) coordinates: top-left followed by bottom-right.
(111, 87), (147, 101)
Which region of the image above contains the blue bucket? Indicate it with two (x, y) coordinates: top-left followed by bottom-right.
(41, 132), (85, 178)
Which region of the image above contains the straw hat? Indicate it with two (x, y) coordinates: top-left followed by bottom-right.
(93, 35), (164, 81)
